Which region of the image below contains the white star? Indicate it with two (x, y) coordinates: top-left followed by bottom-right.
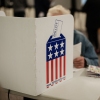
(54, 43), (59, 49)
(60, 49), (64, 55)
(48, 44), (53, 51)
(48, 52), (53, 59)
(60, 41), (64, 48)
(54, 50), (59, 57)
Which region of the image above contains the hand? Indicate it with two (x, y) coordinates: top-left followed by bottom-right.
(73, 56), (85, 68)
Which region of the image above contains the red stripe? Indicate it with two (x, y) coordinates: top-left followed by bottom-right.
(64, 56), (66, 76)
(55, 58), (58, 79)
(46, 62), (49, 84)
(60, 57), (62, 77)
(51, 60), (54, 81)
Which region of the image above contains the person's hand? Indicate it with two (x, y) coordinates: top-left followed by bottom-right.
(73, 56), (85, 68)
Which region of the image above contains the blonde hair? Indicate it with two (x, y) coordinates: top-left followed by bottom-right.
(47, 5), (70, 16)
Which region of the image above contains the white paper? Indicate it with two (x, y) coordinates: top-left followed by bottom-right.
(73, 42), (81, 59)
(73, 42), (82, 72)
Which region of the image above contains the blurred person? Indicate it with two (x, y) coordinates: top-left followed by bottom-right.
(0, 0), (5, 7)
(82, 0), (100, 54)
(47, 5), (99, 68)
(5, 0), (13, 8)
(0, 0), (1, 7)
(26, 0), (34, 8)
(13, 0), (26, 17)
(34, 0), (51, 17)
(70, 0), (76, 16)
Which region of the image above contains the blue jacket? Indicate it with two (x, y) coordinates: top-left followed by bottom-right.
(74, 30), (99, 66)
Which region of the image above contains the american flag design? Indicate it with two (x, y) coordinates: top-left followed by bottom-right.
(46, 34), (66, 88)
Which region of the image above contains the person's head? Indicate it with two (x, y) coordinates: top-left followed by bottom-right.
(47, 5), (70, 16)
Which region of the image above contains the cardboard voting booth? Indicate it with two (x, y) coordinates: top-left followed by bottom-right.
(0, 15), (74, 96)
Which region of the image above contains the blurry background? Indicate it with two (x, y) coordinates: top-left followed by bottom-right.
(0, 0), (87, 31)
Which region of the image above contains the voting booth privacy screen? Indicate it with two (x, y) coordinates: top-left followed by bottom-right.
(0, 15), (74, 96)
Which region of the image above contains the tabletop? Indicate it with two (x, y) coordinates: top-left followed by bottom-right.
(41, 68), (100, 100)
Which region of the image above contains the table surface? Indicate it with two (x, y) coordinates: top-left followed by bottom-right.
(41, 68), (100, 100)
(8, 68), (100, 100)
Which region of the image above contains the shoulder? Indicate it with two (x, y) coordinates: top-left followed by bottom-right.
(74, 30), (92, 47)
(74, 30), (85, 37)
(74, 30), (86, 43)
